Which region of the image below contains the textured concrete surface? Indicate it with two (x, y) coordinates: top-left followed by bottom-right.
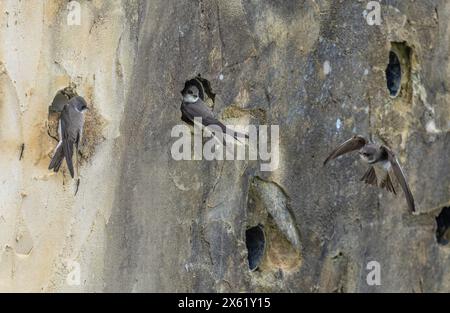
(0, 0), (449, 292)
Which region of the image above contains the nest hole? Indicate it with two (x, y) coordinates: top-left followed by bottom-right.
(244, 216), (302, 273)
(385, 42), (412, 98)
(245, 179), (302, 274)
(386, 51), (401, 97)
(436, 207), (450, 245)
(245, 225), (266, 271)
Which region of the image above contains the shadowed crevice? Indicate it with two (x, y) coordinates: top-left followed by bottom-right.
(245, 177), (302, 274)
(386, 42), (412, 98)
(386, 51), (401, 97)
(245, 224), (266, 271)
(436, 207), (450, 245)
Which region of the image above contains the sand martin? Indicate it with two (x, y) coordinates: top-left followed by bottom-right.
(48, 96), (88, 178)
(323, 135), (415, 212)
(180, 84), (248, 144)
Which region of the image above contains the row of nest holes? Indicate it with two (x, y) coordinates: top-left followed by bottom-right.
(245, 206), (450, 270)
(184, 46), (407, 99)
(184, 44), (407, 100)
(245, 206), (450, 273)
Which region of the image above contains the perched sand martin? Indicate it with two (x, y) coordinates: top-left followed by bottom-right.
(48, 96), (88, 178)
(180, 84), (248, 144)
(323, 135), (415, 212)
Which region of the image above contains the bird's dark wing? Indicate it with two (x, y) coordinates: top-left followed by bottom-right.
(191, 100), (216, 119)
(180, 101), (192, 125)
(59, 107), (78, 178)
(203, 117), (248, 141)
(181, 100), (212, 122)
(181, 100), (248, 143)
(383, 146), (415, 212)
(60, 117), (74, 178)
(202, 116), (227, 133)
(181, 100), (225, 130)
(323, 135), (368, 165)
(181, 112), (194, 126)
(48, 141), (64, 171)
(360, 166), (378, 186)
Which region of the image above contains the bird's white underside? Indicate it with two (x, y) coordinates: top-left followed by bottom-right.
(373, 160), (391, 186)
(183, 95), (199, 103)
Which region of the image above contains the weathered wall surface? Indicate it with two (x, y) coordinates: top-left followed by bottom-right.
(0, 0), (449, 292)
(0, 0), (138, 291)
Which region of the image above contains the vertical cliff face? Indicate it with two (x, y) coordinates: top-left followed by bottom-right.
(0, 0), (138, 291)
(0, 0), (449, 292)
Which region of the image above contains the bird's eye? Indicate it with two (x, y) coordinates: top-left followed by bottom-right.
(188, 90), (193, 95)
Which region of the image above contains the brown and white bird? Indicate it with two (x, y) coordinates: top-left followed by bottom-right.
(323, 135), (415, 212)
(180, 84), (248, 144)
(48, 96), (88, 178)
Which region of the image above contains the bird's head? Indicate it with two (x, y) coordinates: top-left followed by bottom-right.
(358, 145), (378, 164)
(72, 96), (88, 113)
(182, 85), (200, 103)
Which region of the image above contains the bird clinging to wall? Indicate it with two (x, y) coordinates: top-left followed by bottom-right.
(48, 96), (88, 178)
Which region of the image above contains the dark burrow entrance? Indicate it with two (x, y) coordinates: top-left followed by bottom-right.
(385, 42), (412, 98)
(436, 207), (450, 245)
(245, 225), (266, 271)
(244, 178), (302, 275)
(386, 51), (401, 96)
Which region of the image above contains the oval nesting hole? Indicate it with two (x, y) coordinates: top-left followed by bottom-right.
(245, 225), (266, 271)
(436, 207), (450, 245)
(386, 51), (402, 97)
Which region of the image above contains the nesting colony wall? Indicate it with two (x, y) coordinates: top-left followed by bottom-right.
(0, 0), (449, 292)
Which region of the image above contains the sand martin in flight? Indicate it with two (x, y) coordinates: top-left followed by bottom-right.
(48, 96), (88, 178)
(323, 135), (415, 212)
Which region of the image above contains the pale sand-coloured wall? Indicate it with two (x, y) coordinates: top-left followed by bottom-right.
(0, 0), (136, 291)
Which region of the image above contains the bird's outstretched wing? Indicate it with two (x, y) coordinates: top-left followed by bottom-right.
(383, 146), (415, 212)
(323, 135), (368, 165)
